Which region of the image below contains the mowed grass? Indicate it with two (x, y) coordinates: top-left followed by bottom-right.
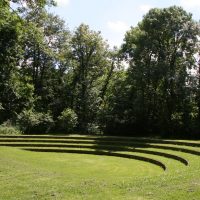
(0, 136), (200, 200)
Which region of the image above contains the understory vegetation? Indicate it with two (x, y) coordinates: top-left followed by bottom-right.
(1, 0), (200, 138)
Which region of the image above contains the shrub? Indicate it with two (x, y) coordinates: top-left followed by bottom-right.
(17, 110), (54, 134)
(0, 121), (22, 135)
(0, 103), (3, 111)
(87, 123), (102, 135)
(36, 112), (54, 133)
(57, 108), (78, 133)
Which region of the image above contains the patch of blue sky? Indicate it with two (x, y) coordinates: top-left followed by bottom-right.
(46, 0), (200, 47)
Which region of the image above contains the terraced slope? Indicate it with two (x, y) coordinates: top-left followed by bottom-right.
(0, 135), (200, 171)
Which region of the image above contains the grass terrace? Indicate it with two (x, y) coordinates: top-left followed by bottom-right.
(0, 135), (200, 199)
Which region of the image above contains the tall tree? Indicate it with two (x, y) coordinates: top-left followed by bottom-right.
(0, 3), (34, 123)
(69, 24), (109, 132)
(122, 6), (200, 136)
(20, 10), (70, 114)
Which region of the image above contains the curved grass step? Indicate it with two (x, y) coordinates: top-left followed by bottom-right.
(21, 147), (166, 171)
(128, 149), (188, 166)
(0, 135), (200, 148)
(138, 143), (200, 156)
(0, 139), (100, 144)
(133, 139), (200, 148)
(1, 138), (200, 156)
(1, 137), (200, 148)
(0, 142), (188, 166)
(0, 136), (198, 167)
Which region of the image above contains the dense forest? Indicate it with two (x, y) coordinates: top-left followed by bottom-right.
(1, 0), (200, 138)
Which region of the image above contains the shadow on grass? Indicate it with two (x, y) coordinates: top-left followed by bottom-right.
(2, 135), (200, 169)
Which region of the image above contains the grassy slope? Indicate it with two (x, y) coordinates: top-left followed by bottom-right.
(0, 139), (200, 200)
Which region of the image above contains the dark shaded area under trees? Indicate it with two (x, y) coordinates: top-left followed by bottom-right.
(0, 1), (200, 138)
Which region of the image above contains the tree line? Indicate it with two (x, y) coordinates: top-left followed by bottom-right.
(0, 0), (200, 138)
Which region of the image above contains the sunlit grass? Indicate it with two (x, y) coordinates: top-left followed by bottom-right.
(0, 135), (200, 200)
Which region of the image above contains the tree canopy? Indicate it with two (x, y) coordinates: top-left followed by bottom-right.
(0, 5), (200, 138)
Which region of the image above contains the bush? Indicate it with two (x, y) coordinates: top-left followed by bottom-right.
(17, 110), (54, 134)
(0, 103), (3, 111)
(87, 123), (102, 135)
(0, 121), (22, 135)
(57, 108), (78, 133)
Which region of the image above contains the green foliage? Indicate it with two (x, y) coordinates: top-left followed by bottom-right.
(87, 123), (102, 135)
(0, 5), (33, 123)
(0, 103), (3, 111)
(0, 72), (34, 123)
(20, 9), (71, 116)
(57, 108), (78, 133)
(17, 110), (54, 133)
(0, 2), (200, 137)
(69, 24), (110, 132)
(0, 121), (22, 135)
(0, 126), (22, 135)
(120, 6), (200, 136)
(10, 0), (56, 9)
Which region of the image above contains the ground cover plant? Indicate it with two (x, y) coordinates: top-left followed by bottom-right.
(0, 135), (200, 200)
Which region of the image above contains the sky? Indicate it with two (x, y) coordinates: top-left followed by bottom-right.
(48, 0), (200, 48)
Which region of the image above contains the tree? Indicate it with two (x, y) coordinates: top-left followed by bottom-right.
(122, 6), (200, 136)
(10, 0), (56, 9)
(69, 24), (109, 132)
(20, 10), (70, 115)
(0, 3), (34, 123)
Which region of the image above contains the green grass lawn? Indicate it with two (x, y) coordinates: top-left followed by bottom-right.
(0, 136), (200, 200)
